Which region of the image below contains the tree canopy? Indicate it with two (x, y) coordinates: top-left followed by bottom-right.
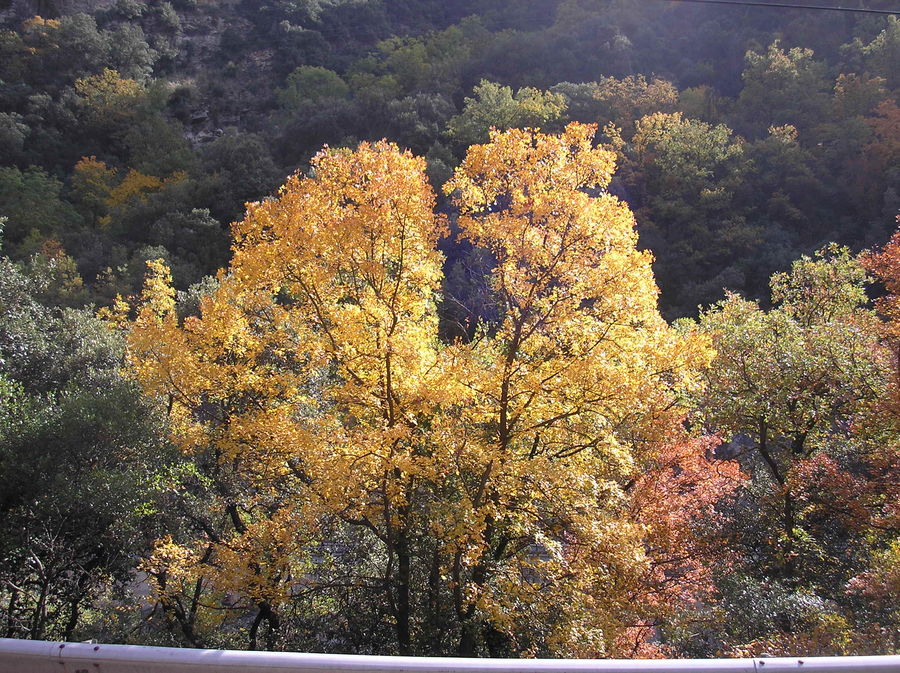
(124, 124), (709, 655)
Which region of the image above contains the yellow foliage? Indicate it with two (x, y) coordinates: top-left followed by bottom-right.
(441, 123), (712, 653)
(125, 126), (710, 654)
(75, 68), (144, 127)
(97, 294), (131, 329)
(21, 16), (61, 36)
(23, 16), (61, 29)
(72, 156), (117, 225)
(73, 156), (116, 188)
(105, 169), (163, 208)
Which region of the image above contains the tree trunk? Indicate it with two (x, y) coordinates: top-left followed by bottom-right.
(396, 531), (411, 655)
(5, 588), (18, 638)
(30, 577), (49, 640)
(249, 601), (280, 651)
(63, 596), (81, 642)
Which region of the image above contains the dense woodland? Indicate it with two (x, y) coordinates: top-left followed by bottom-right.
(0, 0), (899, 659)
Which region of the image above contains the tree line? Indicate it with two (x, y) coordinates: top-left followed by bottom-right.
(2, 123), (899, 657)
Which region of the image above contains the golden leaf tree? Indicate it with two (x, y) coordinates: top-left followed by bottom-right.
(439, 124), (711, 655)
(126, 123), (710, 655)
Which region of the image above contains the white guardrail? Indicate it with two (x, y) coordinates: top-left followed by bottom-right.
(0, 640), (899, 673)
(0, 638), (900, 673)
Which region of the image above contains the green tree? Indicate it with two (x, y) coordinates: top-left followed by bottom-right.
(446, 80), (567, 147)
(200, 131), (281, 223)
(740, 124), (829, 245)
(624, 112), (753, 315)
(689, 248), (897, 654)
(0, 256), (170, 641)
(10, 14), (157, 91)
(277, 65), (350, 110)
(0, 166), (81, 256)
(122, 115), (198, 177)
(842, 16), (900, 90)
(147, 209), (228, 287)
(384, 93), (455, 155)
(736, 42), (831, 137)
(0, 112), (29, 163)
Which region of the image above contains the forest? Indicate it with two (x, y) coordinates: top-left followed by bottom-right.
(0, 0), (898, 659)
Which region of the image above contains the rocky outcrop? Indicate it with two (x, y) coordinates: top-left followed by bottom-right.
(1, 0), (114, 23)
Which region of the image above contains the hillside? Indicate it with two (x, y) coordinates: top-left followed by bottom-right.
(1, 1), (896, 315)
(0, 0), (898, 657)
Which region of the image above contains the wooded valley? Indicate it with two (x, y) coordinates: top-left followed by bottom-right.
(0, 0), (898, 658)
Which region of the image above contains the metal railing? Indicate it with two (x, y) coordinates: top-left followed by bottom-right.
(1, 639), (899, 673)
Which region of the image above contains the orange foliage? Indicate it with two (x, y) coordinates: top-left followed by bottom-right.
(864, 223), (900, 335)
(623, 434), (746, 655)
(865, 99), (900, 169)
(632, 435), (745, 603)
(863, 221), (900, 421)
(787, 452), (899, 546)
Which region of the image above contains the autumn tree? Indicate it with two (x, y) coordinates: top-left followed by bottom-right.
(697, 248), (882, 575)
(691, 247), (897, 655)
(440, 123), (710, 655)
(125, 124), (708, 655)
(623, 434), (746, 658)
(552, 76), (679, 138)
(127, 141), (448, 652)
(860, 229), (900, 616)
(74, 68), (146, 131)
(851, 99), (900, 223)
(71, 156), (117, 227)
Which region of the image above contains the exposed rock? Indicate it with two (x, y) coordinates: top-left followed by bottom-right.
(717, 433), (755, 460)
(1, 0), (114, 22)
